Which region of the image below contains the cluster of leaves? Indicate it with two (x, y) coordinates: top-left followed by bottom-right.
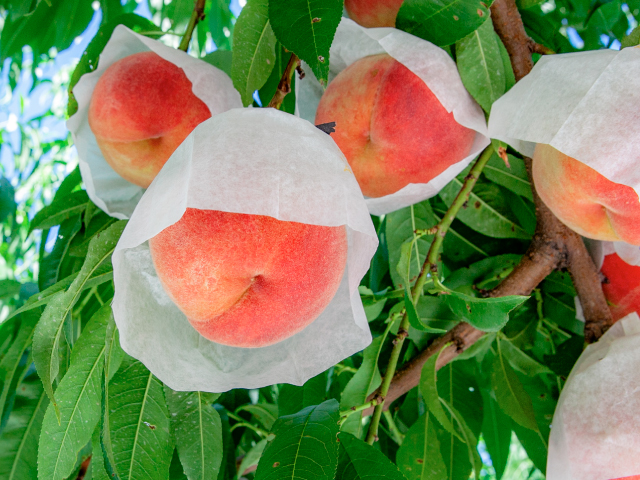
(0, 0), (632, 479)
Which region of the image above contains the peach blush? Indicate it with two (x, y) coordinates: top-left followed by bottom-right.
(344, 0), (404, 28)
(149, 209), (348, 348)
(532, 144), (640, 244)
(601, 253), (640, 322)
(315, 53), (476, 198)
(88, 51), (211, 188)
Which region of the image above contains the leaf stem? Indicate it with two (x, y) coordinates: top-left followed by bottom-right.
(267, 53), (300, 109)
(179, 0), (206, 52)
(364, 145), (494, 444)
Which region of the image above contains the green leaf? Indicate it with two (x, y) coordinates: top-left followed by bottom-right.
(0, 311), (39, 432)
(480, 389), (511, 480)
(164, 389), (223, 480)
(445, 254), (522, 292)
(231, 0), (277, 106)
(278, 371), (327, 417)
(622, 24), (640, 47)
(107, 357), (173, 480)
(10, 262), (113, 321)
(419, 346), (461, 441)
(237, 439), (267, 477)
(490, 343), (538, 432)
(397, 0), (493, 47)
(0, 279), (21, 301)
(483, 154), (533, 201)
(396, 413), (447, 480)
(500, 339), (554, 377)
(339, 335), (386, 437)
(29, 190), (90, 234)
(201, 50), (233, 76)
(38, 217), (82, 292)
(386, 202), (438, 289)
(439, 179), (531, 239)
(90, 423), (111, 480)
(268, 0), (343, 85)
(68, 13), (161, 116)
(257, 42), (297, 113)
(37, 304), (111, 480)
(0, 177), (16, 223)
(32, 221), (126, 416)
(208, 0), (235, 50)
(254, 399), (340, 480)
(0, 377), (49, 480)
(435, 361), (483, 480)
(236, 403), (279, 431)
(455, 19), (505, 113)
(1, 0), (94, 64)
(444, 291), (528, 332)
(336, 432), (406, 479)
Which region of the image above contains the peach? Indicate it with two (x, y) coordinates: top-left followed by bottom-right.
(601, 253), (640, 322)
(149, 209), (348, 348)
(532, 144), (640, 244)
(345, 0), (404, 28)
(88, 51), (211, 188)
(315, 54), (476, 198)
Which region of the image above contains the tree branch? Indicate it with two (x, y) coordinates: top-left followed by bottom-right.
(267, 53), (300, 110)
(179, 0), (206, 52)
(362, 0), (613, 417)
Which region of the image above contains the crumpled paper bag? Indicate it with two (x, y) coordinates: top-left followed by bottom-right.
(112, 108), (378, 392)
(296, 17), (490, 216)
(547, 312), (640, 480)
(67, 25), (242, 219)
(488, 47), (640, 207)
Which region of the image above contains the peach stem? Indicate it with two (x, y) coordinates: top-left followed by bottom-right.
(179, 0), (206, 52)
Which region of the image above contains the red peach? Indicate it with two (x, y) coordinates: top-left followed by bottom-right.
(88, 51), (211, 188)
(533, 144), (640, 244)
(345, 0), (404, 28)
(601, 253), (640, 322)
(149, 209), (348, 348)
(611, 476), (640, 479)
(315, 53), (476, 198)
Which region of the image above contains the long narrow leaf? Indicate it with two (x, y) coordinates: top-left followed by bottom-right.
(37, 304), (111, 480)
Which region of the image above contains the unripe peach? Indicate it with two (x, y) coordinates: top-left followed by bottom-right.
(344, 0), (404, 28)
(532, 144), (640, 244)
(315, 53), (476, 198)
(601, 253), (640, 322)
(149, 209), (348, 348)
(88, 51), (212, 188)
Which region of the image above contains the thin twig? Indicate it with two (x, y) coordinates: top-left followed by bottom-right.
(267, 53), (300, 109)
(363, 146), (494, 443)
(528, 39), (555, 55)
(179, 0), (206, 52)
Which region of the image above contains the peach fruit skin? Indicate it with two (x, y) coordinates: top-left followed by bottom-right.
(344, 0), (404, 27)
(315, 53), (476, 198)
(149, 208), (348, 348)
(88, 51), (211, 189)
(601, 253), (640, 322)
(532, 144), (640, 245)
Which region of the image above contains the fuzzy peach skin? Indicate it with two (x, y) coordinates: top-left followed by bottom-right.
(88, 51), (212, 188)
(601, 253), (640, 322)
(315, 53), (476, 198)
(533, 144), (640, 244)
(611, 476), (640, 479)
(149, 208), (348, 348)
(344, 0), (404, 27)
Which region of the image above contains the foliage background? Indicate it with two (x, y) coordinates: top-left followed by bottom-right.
(0, 0), (635, 479)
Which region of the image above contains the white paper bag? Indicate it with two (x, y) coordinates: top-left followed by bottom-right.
(488, 48), (640, 202)
(112, 108), (378, 392)
(67, 25), (242, 219)
(296, 18), (490, 216)
(547, 312), (640, 480)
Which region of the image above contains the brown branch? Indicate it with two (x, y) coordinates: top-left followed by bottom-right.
(179, 0), (206, 52)
(528, 39), (555, 55)
(363, 0), (613, 416)
(267, 53), (300, 110)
